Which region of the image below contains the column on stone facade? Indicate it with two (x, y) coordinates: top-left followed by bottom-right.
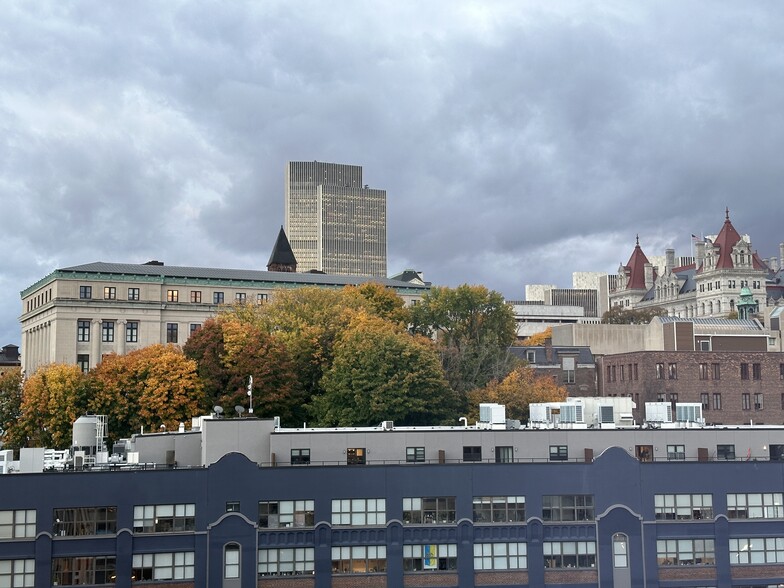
(117, 320), (127, 356)
(91, 320), (101, 368)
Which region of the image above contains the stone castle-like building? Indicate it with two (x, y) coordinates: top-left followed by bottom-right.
(610, 210), (784, 319)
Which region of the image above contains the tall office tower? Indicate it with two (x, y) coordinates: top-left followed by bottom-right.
(284, 161), (387, 277)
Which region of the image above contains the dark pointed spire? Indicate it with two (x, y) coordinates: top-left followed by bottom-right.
(267, 226), (297, 272)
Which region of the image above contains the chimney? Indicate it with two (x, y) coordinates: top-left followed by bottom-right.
(644, 263), (654, 289)
(695, 241), (705, 270)
(770, 257), (778, 272)
(665, 248), (675, 272)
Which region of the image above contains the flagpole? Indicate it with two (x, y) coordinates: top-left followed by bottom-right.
(247, 375), (254, 414)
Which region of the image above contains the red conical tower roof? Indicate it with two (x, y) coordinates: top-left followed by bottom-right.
(713, 208), (743, 270)
(624, 236), (653, 290)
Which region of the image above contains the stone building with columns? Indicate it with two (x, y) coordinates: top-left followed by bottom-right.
(19, 259), (429, 375)
(610, 210), (784, 319)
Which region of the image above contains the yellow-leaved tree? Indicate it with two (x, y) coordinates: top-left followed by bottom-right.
(14, 364), (90, 449)
(467, 365), (567, 423)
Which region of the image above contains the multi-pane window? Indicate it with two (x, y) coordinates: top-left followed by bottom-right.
(712, 363), (721, 380)
(699, 363), (708, 380)
(133, 504), (195, 533)
(132, 552), (195, 581)
(53, 507), (116, 536)
(755, 393), (764, 410)
(235, 293), (246, 302)
(730, 537), (784, 564)
(166, 323), (178, 344)
(613, 534), (628, 568)
(495, 446), (513, 463)
(542, 495), (594, 522)
(103, 286), (116, 300)
(741, 363), (750, 380)
(225, 502), (240, 513)
(189, 323), (200, 336)
(668, 363), (677, 379)
(654, 494), (713, 520)
(656, 363), (665, 379)
(331, 546), (386, 574)
(331, 499), (385, 526)
(753, 363), (762, 380)
(543, 541), (596, 568)
(0, 559), (34, 587)
(79, 285), (92, 299)
(224, 544), (239, 579)
(259, 500), (314, 528)
(700, 393), (709, 410)
(128, 287), (140, 301)
(77, 354), (89, 374)
(213, 291), (225, 304)
(549, 445), (568, 461)
(473, 543), (527, 570)
(52, 556), (115, 586)
(472, 496), (525, 523)
(259, 548), (314, 577)
(403, 497), (456, 524)
(727, 493), (784, 519)
(742, 393), (751, 410)
(291, 448), (310, 465)
(166, 289), (178, 302)
(126, 321), (138, 343)
(403, 544), (457, 571)
(657, 539), (715, 566)
(562, 357), (575, 384)
(463, 446), (482, 462)
(101, 321), (114, 343)
(0, 510), (36, 538)
(256, 293), (268, 304)
(190, 291), (201, 303)
(406, 447), (425, 462)
(717, 444), (735, 460)
(666, 445), (685, 461)
(713, 393), (722, 410)
(347, 448), (365, 465)
(77, 320), (90, 342)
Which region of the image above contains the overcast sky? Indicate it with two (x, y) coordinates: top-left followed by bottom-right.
(2, 1), (784, 346)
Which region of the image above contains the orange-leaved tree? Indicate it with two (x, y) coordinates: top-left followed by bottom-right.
(467, 365), (567, 423)
(14, 364), (90, 449)
(89, 345), (204, 441)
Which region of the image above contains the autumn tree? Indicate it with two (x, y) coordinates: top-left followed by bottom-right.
(349, 282), (410, 326)
(13, 364), (90, 449)
(313, 313), (460, 426)
(0, 368), (23, 448)
(467, 365), (567, 423)
(521, 327), (552, 347)
(410, 285), (517, 393)
(184, 316), (300, 422)
(89, 345), (204, 441)
(601, 305), (667, 324)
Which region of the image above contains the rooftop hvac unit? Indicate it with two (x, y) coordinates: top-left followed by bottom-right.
(479, 403), (506, 424)
(599, 405), (614, 424)
(645, 402), (673, 423)
(560, 404), (584, 424)
(381, 420), (394, 431)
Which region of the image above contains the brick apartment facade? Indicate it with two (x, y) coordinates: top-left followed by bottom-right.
(599, 351), (784, 425)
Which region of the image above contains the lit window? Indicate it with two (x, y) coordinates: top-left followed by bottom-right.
(104, 286), (116, 300)
(331, 545), (386, 574)
(347, 448), (365, 465)
(167, 290), (178, 303)
(403, 497), (455, 524)
(190, 291), (201, 303)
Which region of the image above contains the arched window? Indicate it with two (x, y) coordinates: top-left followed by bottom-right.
(613, 533), (628, 568)
(224, 543), (240, 579)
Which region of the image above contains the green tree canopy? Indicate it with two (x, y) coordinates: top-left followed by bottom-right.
(601, 305), (667, 324)
(312, 313), (459, 426)
(409, 285), (517, 393)
(0, 368), (24, 449)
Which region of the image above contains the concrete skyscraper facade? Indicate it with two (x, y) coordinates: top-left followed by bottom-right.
(284, 161), (387, 277)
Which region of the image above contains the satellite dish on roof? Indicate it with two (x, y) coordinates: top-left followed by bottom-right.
(235, 405), (245, 416)
(213, 405), (223, 416)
